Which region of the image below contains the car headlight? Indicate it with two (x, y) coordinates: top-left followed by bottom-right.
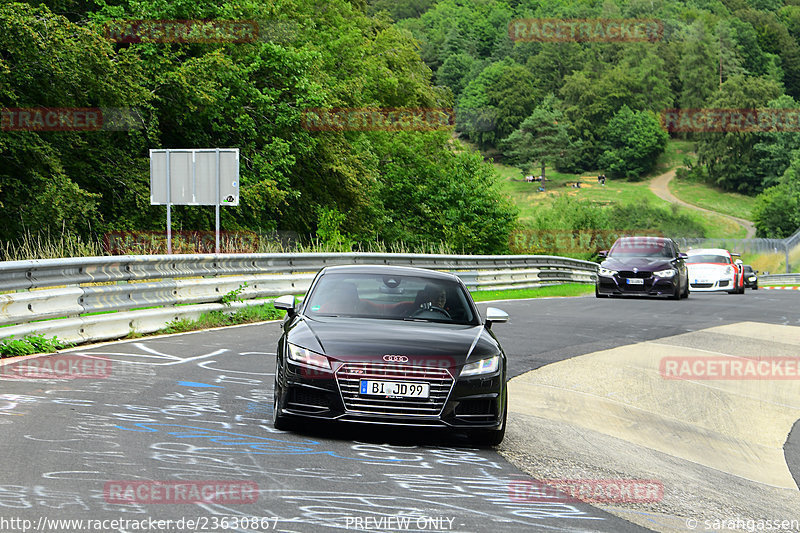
(654, 269), (676, 278)
(287, 344), (331, 369)
(461, 355), (500, 377)
(748, 276), (756, 281)
(598, 267), (618, 277)
(725, 266), (734, 275)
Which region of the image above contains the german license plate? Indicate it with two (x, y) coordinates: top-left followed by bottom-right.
(360, 380), (430, 398)
(626, 278), (644, 285)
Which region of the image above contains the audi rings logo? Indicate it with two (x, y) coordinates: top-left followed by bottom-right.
(383, 355), (409, 363)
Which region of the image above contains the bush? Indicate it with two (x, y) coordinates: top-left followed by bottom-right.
(598, 107), (668, 180)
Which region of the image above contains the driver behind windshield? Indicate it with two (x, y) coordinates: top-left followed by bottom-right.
(415, 284), (447, 311)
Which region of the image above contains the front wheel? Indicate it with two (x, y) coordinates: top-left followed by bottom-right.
(682, 279), (689, 298)
(595, 285), (607, 298)
(273, 371), (292, 431)
(671, 282), (681, 300)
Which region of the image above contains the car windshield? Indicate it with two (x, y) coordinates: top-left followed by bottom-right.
(686, 254), (731, 264)
(304, 273), (477, 325)
(608, 239), (673, 258)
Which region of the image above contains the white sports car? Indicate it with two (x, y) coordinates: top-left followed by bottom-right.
(686, 248), (744, 294)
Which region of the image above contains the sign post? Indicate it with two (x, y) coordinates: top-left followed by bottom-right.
(150, 148), (239, 254)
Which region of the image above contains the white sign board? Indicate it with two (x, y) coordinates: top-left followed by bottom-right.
(150, 148), (239, 206)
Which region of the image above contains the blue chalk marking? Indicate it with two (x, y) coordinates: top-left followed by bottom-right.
(177, 381), (223, 388)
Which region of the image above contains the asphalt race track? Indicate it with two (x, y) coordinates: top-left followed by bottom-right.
(0, 290), (798, 533)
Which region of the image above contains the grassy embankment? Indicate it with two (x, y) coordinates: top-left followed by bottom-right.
(493, 140), (747, 240)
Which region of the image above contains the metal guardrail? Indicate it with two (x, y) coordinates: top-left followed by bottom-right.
(0, 253), (598, 346)
(760, 273), (800, 284)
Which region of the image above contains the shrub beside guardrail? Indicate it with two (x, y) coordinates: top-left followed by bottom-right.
(0, 253), (598, 346)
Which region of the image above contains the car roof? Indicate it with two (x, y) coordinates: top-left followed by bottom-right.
(320, 264), (460, 281)
(613, 236), (672, 244)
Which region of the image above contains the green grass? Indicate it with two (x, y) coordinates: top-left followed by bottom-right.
(494, 139), (749, 240)
(683, 209), (747, 239)
(495, 161), (744, 238)
(650, 139), (696, 176)
(0, 334), (73, 358)
(669, 179), (756, 221)
(470, 283), (594, 301)
(159, 302), (285, 334)
(742, 242), (800, 274)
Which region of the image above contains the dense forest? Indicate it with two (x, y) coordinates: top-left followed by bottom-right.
(1, 0), (799, 255)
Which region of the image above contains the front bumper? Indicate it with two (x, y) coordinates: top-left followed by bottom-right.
(596, 272), (678, 297)
(277, 360), (505, 430)
(689, 277), (734, 291)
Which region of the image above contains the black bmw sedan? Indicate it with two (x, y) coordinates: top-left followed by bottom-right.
(595, 236), (690, 299)
(271, 265), (509, 445)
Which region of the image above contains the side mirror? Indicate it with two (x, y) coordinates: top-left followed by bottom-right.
(678, 252), (688, 259)
(597, 250), (608, 258)
(485, 307), (508, 329)
(273, 295), (296, 316)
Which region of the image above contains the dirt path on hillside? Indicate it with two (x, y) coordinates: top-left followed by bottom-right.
(649, 169), (756, 238)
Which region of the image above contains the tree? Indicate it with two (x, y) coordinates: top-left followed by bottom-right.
(369, 131), (518, 253)
(598, 106), (668, 179)
(680, 21), (717, 110)
(500, 95), (573, 184)
(696, 74), (783, 193)
(752, 157), (800, 237)
(560, 44), (673, 165)
(751, 95), (800, 189)
(457, 58), (538, 147)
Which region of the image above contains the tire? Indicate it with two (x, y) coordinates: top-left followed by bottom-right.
(671, 281), (681, 300)
(595, 285), (607, 298)
(682, 279), (689, 299)
(470, 394), (507, 447)
(273, 370), (292, 431)
(753, 284), (758, 290)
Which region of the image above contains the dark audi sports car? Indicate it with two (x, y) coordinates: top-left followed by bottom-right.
(596, 236), (689, 299)
(272, 265), (509, 445)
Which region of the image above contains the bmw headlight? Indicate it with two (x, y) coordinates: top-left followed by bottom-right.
(461, 355), (500, 377)
(748, 276), (756, 281)
(288, 344), (331, 369)
(598, 267), (618, 277)
(654, 269), (676, 278)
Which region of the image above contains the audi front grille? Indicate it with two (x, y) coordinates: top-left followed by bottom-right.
(336, 363), (454, 417)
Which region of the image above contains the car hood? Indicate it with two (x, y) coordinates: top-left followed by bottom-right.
(286, 316), (501, 367)
(687, 263), (732, 274)
(601, 256), (674, 271)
